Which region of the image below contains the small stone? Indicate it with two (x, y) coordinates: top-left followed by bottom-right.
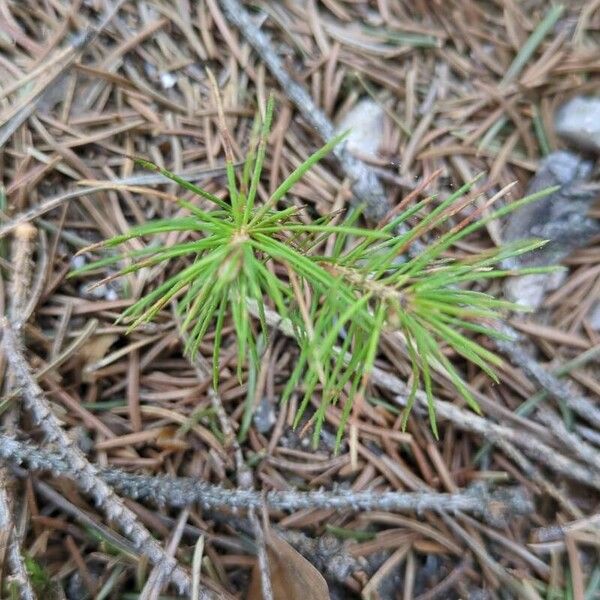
(160, 71), (177, 89)
(503, 151), (595, 261)
(335, 98), (384, 160)
(502, 150), (599, 308)
(555, 96), (600, 153)
(105, 287), (118, 301)
(83, 282), (108, 299)
(504, 270), (566, 312)
(252, 396), (276, 433)
(71, 254), (86, 269)
(81, 279), (121, 301)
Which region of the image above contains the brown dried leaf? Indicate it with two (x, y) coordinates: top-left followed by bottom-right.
(247, 530), (329, 600)
(79, 334), (118, 382)
(79, 334), (118, 366)
(156, 425), (190, 451)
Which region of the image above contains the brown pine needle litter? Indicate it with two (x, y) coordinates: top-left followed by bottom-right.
(0, 1), (599, 599)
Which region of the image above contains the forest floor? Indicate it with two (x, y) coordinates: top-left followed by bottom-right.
(0, 1), (599, 599)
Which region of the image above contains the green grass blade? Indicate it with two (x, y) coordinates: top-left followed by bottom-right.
(501, 4), (565, 86)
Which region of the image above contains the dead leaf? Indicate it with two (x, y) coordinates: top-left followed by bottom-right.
(79, 334), (118, 382)
(156, 425), (190, 451)
(79, 333), (118, 364)
(247, 529), (329, 600)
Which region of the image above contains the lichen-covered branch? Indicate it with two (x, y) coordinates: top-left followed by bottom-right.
(0, 225), (39, 600)
(0, 475), (36, 600)
(0, 435), (533, 527)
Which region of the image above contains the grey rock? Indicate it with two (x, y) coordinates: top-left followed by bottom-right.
(252, 396), (276, 433)
(556, 96), (600, 153)
(504, 270), (566, 311)
(502, 151), (600, 308)
(503, 151), (596, 264)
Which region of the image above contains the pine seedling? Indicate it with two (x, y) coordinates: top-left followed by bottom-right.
(72, 91), (384, 393)
(72, 90), (557, 444)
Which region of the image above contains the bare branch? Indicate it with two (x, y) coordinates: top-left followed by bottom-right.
(249, 300), (600, 490)
(9, 224), (37, 329)
(249, 509), (274, 600)
(0, 435), (534, 526)
(139, 509), (190, 600)
(494, 324), (600, 429)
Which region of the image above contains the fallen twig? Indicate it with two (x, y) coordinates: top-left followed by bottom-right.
(0, 225), (39, 600)
(0, 434), (534, 525)
(0, 320), (211, 599)
(494, 325), (600, 429)
(183, 285), (273, 600)
(209, 387), (272, 600)
(440, 514), (541, 600)
(0, 473), (35, 600)
(249, 508), (274, 600)
(8, 224), (37, 330)
(389, 386), (600, 491)
(495, 438), (583, 519)
(139, 509), (190, 600)
(536, 409), (600, 472)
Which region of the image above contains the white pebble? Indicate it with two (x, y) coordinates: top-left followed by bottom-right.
(335, 98), (384, 160)
(71, 255), (86, 269)
(160, 72), (177, 89)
